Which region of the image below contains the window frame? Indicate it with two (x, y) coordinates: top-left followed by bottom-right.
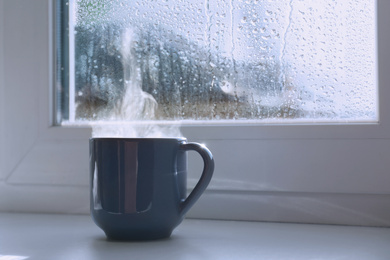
(1, 0), (390, 226)
(0, 0), (4, 186)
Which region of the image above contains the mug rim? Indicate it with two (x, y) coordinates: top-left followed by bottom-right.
(90, 137), (187, 141)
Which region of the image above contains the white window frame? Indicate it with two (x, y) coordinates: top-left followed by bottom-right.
(1, 0), (390, 226)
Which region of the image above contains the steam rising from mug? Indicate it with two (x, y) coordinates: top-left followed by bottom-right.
(91, 28), (182, 138)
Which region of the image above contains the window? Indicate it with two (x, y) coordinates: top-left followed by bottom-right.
(58, 0), (377, 127)
(1, 0), (390, 226)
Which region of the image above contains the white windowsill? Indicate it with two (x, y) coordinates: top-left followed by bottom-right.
(1, 213), (390, 260)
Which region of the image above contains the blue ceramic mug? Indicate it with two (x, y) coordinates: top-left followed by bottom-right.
(90, 137), (214, 240)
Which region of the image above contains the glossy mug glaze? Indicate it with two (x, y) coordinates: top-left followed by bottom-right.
(90, 137), (214, 240)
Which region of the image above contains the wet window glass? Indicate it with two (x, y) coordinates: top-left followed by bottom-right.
(56, 0), (376, 124)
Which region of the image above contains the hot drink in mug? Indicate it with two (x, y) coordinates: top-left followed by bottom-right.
(90, 137), (214, 240)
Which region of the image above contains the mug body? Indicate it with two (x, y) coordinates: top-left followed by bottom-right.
(90, 137), (188, 240)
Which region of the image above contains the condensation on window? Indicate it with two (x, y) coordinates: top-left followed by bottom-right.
(64, 0), (376, 124)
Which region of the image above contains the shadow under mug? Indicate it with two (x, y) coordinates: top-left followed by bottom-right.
(90, 137), (214, 240)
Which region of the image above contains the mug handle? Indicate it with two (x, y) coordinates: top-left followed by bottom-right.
(179, 142), (215, 217)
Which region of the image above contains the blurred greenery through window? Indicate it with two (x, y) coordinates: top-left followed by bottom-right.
(56, 0), (377, 124)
